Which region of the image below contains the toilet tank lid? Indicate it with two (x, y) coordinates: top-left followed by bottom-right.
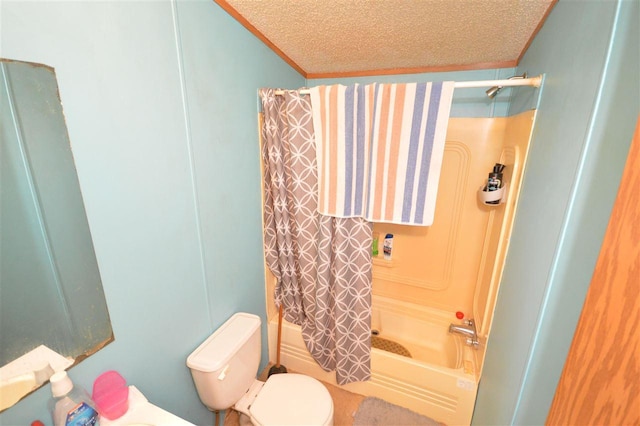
(187, 313), (261, 372)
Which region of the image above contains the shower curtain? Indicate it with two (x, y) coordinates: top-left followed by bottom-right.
(260, 89), (373, 385)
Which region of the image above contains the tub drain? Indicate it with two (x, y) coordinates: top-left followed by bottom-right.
(371, 335), (412, 358)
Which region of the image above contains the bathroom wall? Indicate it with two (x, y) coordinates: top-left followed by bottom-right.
(0, 1), (303, 425)
(475, 0), (639, 424)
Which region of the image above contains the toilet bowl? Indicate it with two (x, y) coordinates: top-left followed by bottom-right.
(187, 313), (333, 426)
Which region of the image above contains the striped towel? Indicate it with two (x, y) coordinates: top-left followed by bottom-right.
(309, 81), (454, 226)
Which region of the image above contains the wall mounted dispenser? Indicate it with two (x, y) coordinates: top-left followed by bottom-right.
(479, 163), (506, 205)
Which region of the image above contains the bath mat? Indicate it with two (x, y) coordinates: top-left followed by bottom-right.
(353, 397), (442, 426)
(371, 335), (412, 358)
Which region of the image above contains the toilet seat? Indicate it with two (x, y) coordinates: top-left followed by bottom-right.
(240, 374), (333, 426)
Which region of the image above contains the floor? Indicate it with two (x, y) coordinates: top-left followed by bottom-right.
(223, 365), (366, 426)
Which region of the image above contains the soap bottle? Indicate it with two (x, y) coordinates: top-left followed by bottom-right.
(49, 371), (99, 426)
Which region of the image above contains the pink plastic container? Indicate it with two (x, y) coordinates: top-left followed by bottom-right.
(92, 371), (129, 420)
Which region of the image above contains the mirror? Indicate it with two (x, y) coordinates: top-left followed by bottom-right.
(0, 59), (113, 410)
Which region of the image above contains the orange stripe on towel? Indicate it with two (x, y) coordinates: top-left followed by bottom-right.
(384, 84), (406, 220)
(372, 84), (392, 219)
(328, 87), (339, 214)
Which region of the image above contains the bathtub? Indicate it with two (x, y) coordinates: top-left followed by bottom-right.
(267, 295), (480, 426)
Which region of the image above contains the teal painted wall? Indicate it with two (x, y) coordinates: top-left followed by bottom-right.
(474, 0), (639, 424)
(0, 1), (303, 425)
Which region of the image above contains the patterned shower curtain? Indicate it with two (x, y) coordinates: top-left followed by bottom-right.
(260, 89), (373, 385)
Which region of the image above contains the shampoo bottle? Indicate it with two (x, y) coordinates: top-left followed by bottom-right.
(383, 234), (394, 260)
(49, 371), (99, 426)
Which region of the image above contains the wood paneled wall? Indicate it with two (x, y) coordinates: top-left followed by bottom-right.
(546, 117), (640, 425)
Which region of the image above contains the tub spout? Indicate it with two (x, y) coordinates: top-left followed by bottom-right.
(449, 319), (479, 348)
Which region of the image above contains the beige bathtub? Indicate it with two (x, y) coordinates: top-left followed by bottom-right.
(268, 295), (480, 426)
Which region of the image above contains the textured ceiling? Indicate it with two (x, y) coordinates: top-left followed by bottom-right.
(216, 0), (556, 78)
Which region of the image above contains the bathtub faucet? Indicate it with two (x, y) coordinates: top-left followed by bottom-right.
(449, 319), (479, 348)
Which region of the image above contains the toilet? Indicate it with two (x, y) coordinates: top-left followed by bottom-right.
(187, 312), (334, 426)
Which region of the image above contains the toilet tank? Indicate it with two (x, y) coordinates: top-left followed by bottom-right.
(187, 313), (261, 411)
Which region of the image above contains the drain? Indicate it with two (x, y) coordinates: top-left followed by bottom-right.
(371, 335), (412, 358)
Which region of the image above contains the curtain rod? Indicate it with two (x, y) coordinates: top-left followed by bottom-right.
(272, 75), (542, 96)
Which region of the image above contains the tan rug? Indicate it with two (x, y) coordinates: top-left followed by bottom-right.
(353, 397), (443, 425)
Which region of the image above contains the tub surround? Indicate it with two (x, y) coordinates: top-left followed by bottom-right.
(370, 111), (535, 324)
